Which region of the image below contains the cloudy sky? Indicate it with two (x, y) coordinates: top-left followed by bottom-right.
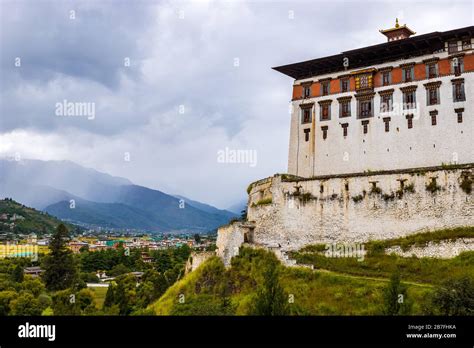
(0, 0), (472, 208)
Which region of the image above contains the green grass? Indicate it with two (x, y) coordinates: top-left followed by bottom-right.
(252, 198), (272, 206)
(149, 227), (474, 316)
(290, 227), (474, 285)
(279, 267), (432, 315)
(88, 287), (108, 309)
(366, 226), (474, 251)
(150, 248), (437, 315)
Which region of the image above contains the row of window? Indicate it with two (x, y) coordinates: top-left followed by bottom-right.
(302, 108), (465, 142)
(302, 56), (466, 98)
(301, 80), (466, 123)
(448, 39), (472, 54)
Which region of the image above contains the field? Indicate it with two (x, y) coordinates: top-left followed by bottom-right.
(89, 286), (109, 309)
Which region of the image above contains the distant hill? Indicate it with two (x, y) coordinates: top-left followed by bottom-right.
(226, 199), (247, 215)
(0, 159), (237, 233)
(0, 159), (131, 209)
(0, 198), (79, 235)
(45, 186), (236, 233)
(174, 195), (236, 220)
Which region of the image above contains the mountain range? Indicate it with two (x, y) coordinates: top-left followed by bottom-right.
(0, 159), (237, 233)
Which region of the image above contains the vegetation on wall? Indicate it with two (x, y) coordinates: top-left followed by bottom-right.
(460, 174), (472, 194)
(425, 178), (441, 193)
(252, 198), (272, 207)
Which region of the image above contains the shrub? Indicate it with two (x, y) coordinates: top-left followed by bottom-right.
(300, 192), (316, 203)
(460, 175), (472, 194)
(404, 183), (415, 193)
(254, 198), (272, 206)
(352, 194), (364, 203)
(425, 179), (441, 193)
(381, 271), (412, 315)
(431, 276), (474, 315)
(370, 186), (382, 195)
(382, 192), (395, 201)
(299, 244), (327, 253)
(10, 292), (42, 316)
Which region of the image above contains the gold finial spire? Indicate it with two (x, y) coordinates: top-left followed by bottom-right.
(395, 18), (399, 28)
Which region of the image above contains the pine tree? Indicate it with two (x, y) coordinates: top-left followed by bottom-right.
(12, 264), (24, 283)
(252, 260), (289, 316)
(103, 283), (116, 308)
(382, 271), (411, 315)
(42, 224), (78, 291)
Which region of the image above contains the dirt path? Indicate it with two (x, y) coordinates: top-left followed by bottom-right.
(308, 267), (435, 288)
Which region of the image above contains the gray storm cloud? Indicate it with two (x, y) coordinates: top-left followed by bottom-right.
(0, 0), (472, 208)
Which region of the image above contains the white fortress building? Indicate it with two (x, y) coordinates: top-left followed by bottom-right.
(273, 22), (474, 177)
(215, 23), (474, 266)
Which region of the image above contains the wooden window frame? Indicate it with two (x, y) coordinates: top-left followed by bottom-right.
(383, 117), (391, 132)
(322, 82), (330, 96)
(301, 106), (313, 124)
(303, 128), (311, 142)
(406, 114), (414, 129)
(340, 78), (349, 93)
(452, 81), (466, 102)
(341, 123), (349, 137)
(321, 126), (328, 140)
(430, 110), (438, 126)
(361, 120), (369, 134)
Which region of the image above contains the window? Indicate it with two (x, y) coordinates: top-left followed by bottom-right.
(383, 117), (391, 132)
(321, 126), (328, 140)
(406, 114), (414, 129)
(452, 81), (466, 102)
(430, 110), (438, 126)
(301, 107), (312, 124)
(358, 99), (373, 118)
(303, 86), (311, 98)
(426, 63), (438, 78)
(319, 101), (332, 121)
(462, 39), (471, 50)
(341, 123), (348, 137)
(304, 128), (310, 142)
(452, 57), (464, 76)
(361, 120), (369, 134)
(339, 99), (351, 118)
(340, 78), (349, 92)
(402, 67), (414, 82)
(322, 82), (330, 96)
(448, 41), (458, 54)
(427, 87), (440, 105)
(321, 105), (330, 120)
(455, 108), (464, 123)
(403, 90), (416, 109)
(382, 71), (391, 86)
(380, 94), (393, 112)
(359, 75), (369, 89)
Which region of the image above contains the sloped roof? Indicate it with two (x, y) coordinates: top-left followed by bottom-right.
(272, 26), (474, 80)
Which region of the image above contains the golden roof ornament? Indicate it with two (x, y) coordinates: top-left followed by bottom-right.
(379, 19), (415, 41)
